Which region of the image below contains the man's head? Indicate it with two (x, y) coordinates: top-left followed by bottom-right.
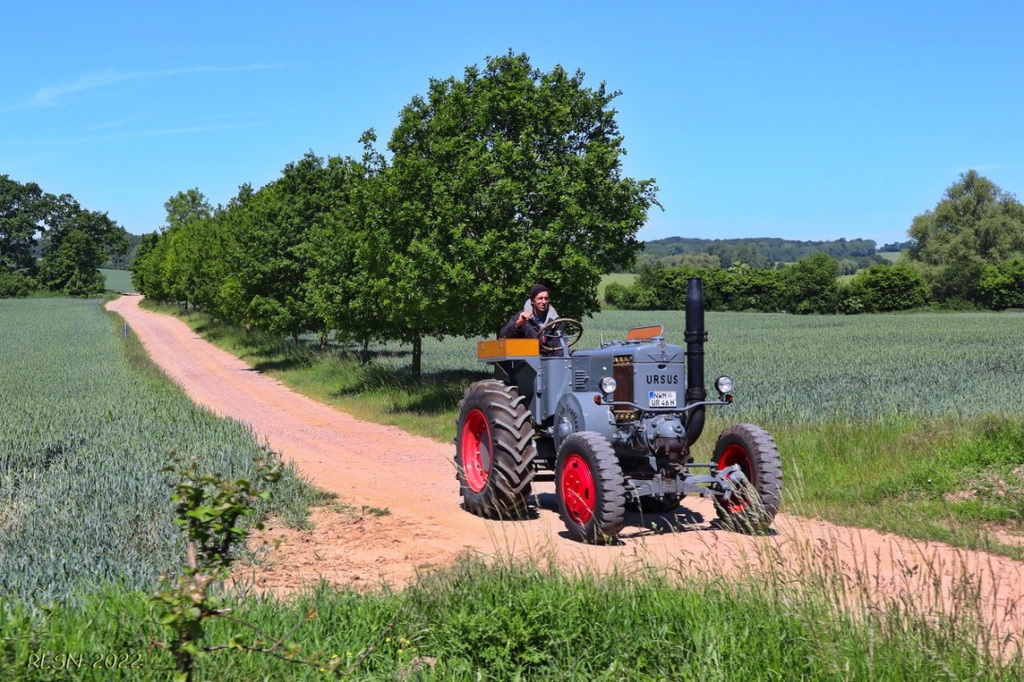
(529, 284), (550, 316)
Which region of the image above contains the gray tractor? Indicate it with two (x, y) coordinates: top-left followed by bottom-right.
(454, 278), (782, 543)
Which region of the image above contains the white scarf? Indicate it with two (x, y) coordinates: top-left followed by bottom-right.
(522, 298), (558, 325)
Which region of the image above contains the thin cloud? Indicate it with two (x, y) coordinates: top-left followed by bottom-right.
(0, 115), (264, 150)
(82, 120), (265, 142)
(11, 64), (285, 110)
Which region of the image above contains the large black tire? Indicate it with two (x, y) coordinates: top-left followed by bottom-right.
(555, 432), (626, 543)
(711, 423), (783, 533)
(454, 380), (536, 519)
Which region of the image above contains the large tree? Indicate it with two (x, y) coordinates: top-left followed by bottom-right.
(130, 232), (164, 298)
(163, 188), (213, 231)
(139, 188), (218, 310)
(0, 175), (46, 277)
(37, 194), (127, 296)
(376, 51), (659, 378)
(214, 153), (366, 340)
(907, 170), (1024, 302)
(306, 136), (382, 348)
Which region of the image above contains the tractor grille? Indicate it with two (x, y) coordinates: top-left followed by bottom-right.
(613, 354), (634, 408)
(573, 370), (588, 391)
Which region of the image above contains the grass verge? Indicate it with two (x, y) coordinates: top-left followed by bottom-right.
(774, 415), (1023, 559)
(1, 554), (1018, 681)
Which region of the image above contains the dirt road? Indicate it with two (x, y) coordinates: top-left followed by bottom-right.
(106, 295), (1022, 647)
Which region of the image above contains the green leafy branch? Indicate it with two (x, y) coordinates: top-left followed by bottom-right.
(150, 453), (390, 680)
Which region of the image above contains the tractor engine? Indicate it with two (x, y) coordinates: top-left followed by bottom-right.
(551, 277), (712, 463)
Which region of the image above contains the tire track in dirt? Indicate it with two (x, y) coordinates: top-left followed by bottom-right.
(106, 295), (1022, 650)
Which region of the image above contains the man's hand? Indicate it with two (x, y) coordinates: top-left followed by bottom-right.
(515, 310), (531, 328)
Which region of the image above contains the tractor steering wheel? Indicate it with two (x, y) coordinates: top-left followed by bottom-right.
(537, 317), (584, 352)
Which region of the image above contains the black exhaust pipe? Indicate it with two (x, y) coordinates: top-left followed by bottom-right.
(684, 278), (707, 445)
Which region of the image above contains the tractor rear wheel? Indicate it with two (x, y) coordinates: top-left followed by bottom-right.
(556, 432), (626, 543)
(711, 423), (783, 533)
(454, 380), (536, 519)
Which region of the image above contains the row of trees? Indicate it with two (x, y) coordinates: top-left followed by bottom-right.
(640, 247), (887, 275)
(638, 236), (885, 271)
(131, 52), (660, 379)
(609, 171), (1024, 313)
(607, 255), (932, 314)
(0, 175), (127, 297)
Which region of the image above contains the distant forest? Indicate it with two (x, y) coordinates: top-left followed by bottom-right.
(634, 236), (913, 273)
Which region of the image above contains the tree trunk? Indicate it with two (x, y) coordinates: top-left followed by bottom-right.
(412, 332), (422, 383)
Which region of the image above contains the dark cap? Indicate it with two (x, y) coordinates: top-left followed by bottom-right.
(529, 284), (549, 300)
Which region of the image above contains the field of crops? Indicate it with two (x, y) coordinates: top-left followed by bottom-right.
(100, 268), (134, 293)
(351, 309), (1024, 425)
(0, 298), (318, 606)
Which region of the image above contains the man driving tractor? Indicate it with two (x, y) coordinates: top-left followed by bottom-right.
(500, 284), (566, 355)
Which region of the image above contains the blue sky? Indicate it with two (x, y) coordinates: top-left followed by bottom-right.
(3, 1), (1022, 246)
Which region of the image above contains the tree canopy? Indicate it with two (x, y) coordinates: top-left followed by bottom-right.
(638, 236), (884, 269)
(907, 170), (1024, 303)
(1, 175), (47, 275)
(1, 175), (127, 297)
(377, 51), (659, 374)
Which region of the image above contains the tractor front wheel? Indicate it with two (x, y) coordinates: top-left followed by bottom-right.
(711, 423), (783, 533)
(556, 432), (626, 543)
(454, 380), (536, 519)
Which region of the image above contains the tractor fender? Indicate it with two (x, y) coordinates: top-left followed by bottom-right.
(553, 392), (614, 452)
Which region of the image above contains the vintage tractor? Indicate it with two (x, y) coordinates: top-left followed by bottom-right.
(454, 278), (783, 543)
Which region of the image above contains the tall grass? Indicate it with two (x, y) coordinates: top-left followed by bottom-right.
(1, 555), (1017, 681)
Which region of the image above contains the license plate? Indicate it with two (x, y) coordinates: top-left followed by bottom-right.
(648, 390), (677, 408)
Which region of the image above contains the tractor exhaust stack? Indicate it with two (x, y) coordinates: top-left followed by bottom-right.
(684, 278), (707, 444)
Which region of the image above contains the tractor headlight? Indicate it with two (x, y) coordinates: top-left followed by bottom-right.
(599, 376), (617, 395)
(715, 375), (734, 396)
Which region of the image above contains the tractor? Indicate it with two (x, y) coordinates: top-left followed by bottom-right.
(454, 277), (783, 543)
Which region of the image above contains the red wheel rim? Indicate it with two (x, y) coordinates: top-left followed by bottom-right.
(717, 443), (754, 513)
(560, 453), (595, 524)
(461, 409), (491, 493)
